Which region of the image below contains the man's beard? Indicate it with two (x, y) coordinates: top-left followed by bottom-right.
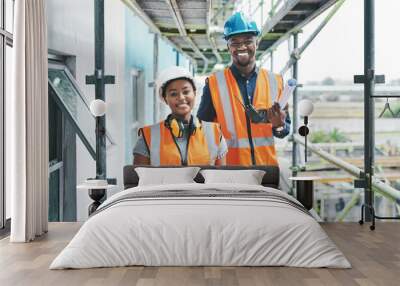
(237, 58), (251, 67)
(235, 56), (254, 67)
(234, 50), (255, 67)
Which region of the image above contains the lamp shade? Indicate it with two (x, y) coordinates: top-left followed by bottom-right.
(299, 99), (314, 117)
(90, 99), (107, 117)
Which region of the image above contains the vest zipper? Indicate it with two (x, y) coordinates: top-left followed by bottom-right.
(244, 80), (256, 165)
(169, 129), (187, 166)
(245, 114), (256, 165)
(184, 133), (191, 166)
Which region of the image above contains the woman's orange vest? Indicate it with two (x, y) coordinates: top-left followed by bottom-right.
(208, 68), (283, 166)
(140, 120), (221, 166)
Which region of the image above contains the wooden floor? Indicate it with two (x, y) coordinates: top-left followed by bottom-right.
(1, 222), (399, 286)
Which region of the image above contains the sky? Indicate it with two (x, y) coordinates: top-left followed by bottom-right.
(241, 0), (400, 83)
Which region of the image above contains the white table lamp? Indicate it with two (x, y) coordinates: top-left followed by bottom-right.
(90, 99), (107, 117)
(298, 99), (314, 162)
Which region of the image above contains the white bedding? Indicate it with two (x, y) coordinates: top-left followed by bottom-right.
(50, 183), (351, 269)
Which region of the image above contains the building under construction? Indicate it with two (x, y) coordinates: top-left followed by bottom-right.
(40, 0), (400, 223)
(1, 0), (400, 285)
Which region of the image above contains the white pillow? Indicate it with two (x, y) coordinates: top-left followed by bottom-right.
(135, 167), (200, 186)
(200, 169), (266, 185)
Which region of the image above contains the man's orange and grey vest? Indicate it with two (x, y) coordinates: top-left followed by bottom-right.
(208, 67), (283, 166)
(140, 120), (221, 166)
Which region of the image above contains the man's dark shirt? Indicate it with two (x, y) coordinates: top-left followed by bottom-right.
(197, 65), (291, 138)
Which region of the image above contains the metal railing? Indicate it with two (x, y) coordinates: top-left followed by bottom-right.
(293, 134), (400, 202)
(49, 160), (64, 221)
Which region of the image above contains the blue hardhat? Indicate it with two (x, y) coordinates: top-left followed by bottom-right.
(223, 12), (260, 40)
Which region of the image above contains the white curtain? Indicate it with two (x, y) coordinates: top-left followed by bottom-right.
(8, 0), (49, 242)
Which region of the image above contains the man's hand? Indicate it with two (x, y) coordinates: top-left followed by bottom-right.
(267, 102), (285, 128)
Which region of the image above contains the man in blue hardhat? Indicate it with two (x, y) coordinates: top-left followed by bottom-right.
(197, 12), (291, 166)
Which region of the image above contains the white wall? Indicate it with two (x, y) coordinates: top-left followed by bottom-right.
(47, 0), (126, 221)
(47, 0), (192, 221)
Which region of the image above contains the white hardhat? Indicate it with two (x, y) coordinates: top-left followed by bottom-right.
(155, 66), (195, 102)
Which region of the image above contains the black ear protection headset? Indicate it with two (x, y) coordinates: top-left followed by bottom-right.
(164, 114), (201, 138)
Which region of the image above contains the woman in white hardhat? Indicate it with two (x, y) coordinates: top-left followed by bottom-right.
(133, 66), (227, 166)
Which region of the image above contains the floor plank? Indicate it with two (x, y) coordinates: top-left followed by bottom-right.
(0, 222), (399, 286)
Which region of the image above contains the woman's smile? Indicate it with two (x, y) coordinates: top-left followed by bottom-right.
(164, 79), (196, 121)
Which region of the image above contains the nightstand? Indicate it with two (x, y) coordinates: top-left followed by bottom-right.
(288, 176), (320, 210)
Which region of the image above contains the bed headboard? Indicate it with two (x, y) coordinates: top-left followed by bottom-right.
(123, 165), (280, 189)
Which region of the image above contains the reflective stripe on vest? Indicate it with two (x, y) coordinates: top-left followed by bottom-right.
(201, 121), (220, 161)
(267, 71), (279, 102)
(226, 136), (275, 149)
(141, 120), (220, 166)
(150, 123), (161, 166)
(209, 68), (282, 166)
(215, 71), (237, 140)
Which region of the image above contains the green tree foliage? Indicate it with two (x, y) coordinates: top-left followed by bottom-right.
(321, 77), (335, 86)
(329, 128), (348, 142)
(310, 128), (349, 143)
(310, 130), (329, 143)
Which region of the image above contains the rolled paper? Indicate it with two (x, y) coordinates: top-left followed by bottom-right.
(278, 78), (297, 109)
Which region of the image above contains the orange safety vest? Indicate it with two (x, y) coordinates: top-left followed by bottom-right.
(208, 67), (283, 166)
(140, 120), (221, 166)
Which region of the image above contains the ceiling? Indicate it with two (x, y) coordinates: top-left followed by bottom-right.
(122, 0), (339, 74)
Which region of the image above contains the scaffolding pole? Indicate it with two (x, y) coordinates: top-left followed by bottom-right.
(291, 32), (299, 189)
(280, 0), (346, 75)
(86, 0), (115, 180)
(363, 0), (375, 221)
(153, 33), (159, 123)
(270, 51), (273, 72)
(94, 0), (106, 180)
(85, 0), (116, 214)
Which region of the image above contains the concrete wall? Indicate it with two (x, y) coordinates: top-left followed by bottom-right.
(123, 9), (154, 164)
(47, 0), (126, 221)
(47, 0), (190, 221)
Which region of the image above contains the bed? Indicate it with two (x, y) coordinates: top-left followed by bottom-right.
(50, 165), (350, 269)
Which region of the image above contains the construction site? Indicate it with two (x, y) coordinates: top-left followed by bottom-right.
(3, 1), (400, 285)
(38, 0), (400, 223)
